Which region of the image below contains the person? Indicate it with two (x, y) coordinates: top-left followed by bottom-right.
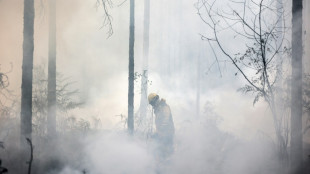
(148, 93), (175, 159)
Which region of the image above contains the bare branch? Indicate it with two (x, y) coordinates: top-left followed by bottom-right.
(26, 138), (33, 174)
(96, 0), (114, 38)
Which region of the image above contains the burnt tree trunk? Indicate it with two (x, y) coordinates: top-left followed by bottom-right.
(128, 0), (135, 134)
(290, 0), (303, 172)
(21, 0), (35, 144)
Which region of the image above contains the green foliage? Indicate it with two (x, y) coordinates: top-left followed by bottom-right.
(134, 72), (152, 85)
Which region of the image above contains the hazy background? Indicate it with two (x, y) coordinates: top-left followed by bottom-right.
(0, 0), (288, 139)
(1, 0), (310, 173)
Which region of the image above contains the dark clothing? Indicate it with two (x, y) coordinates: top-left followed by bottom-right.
(154, 99), (175, 138)
(153, 99), (175, 159)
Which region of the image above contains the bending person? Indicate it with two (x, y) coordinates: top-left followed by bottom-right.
(148, 93), (175, 159)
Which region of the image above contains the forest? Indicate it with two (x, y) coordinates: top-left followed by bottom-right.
(0, 0), (309, 173)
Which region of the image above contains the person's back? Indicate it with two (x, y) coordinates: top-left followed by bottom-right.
(148, 93), (175, 160)
(154, 99), (175, 140)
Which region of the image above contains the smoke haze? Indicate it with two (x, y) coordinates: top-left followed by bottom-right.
(1, 0), (310, 173)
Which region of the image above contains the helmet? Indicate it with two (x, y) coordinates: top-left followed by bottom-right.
(148, 93), (159, 105)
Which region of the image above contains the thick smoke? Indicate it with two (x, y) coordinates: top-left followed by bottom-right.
(1, 0), (309, 173)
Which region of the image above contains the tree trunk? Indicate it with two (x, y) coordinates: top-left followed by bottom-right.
(21, 0), (35, 145)
(139, 0), (150, 119)
(47, 0), (57, 137)
(305, 0), (310, 72)
(290, 0), (303, 172)
(128, 0), (135, 134)
(275, 0), (289, 168)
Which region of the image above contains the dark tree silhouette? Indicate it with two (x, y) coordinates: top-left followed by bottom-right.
(290, 0), (303, 172)
(128, 0), (135, 134)
(21, 0), (35, 144)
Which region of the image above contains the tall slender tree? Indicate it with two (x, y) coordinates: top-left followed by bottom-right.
(139, 0), (150, 119)
(128, 0), (135, 134)
(47, 0), (57, 137)
(21, 0), (35, 144)
(290, 0), (303, 172)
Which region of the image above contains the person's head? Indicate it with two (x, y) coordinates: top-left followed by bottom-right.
(148, 93), (159, 107)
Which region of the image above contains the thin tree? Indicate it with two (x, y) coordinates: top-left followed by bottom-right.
(21, 0), (35, 144)
(128, 0), (135, 134)
(274, 1), (286, 148)
(139, 0), (150, 120)
(47, 0), (57, 137)
(290, 0), (303, 172)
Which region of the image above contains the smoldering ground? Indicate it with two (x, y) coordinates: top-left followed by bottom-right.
(0, 109), (282, 174)
(37, 110), (283, 174)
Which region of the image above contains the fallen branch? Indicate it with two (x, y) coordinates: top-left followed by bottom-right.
(26, 138), (33, 174)
(0, 160), (8, 174)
